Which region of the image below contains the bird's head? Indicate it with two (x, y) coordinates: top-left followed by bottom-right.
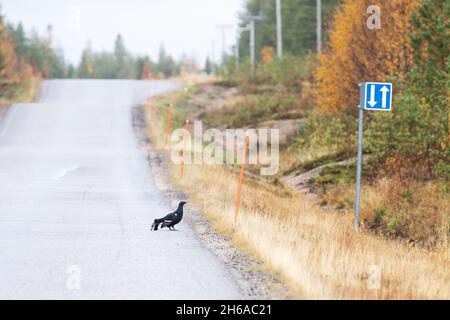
(179, 201), (187, 207)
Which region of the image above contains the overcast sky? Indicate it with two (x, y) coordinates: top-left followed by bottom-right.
(0, 0), (245, 65)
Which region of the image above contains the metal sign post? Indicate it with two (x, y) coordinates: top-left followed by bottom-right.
(355, 83), (365, 231)
(355, 82), (393, 231)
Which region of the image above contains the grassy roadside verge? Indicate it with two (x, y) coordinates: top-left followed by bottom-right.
(0, 77), (40, 107)
(143, 83), (449, 299)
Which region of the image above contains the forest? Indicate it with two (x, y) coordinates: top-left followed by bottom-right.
(0, 8), (196, 103)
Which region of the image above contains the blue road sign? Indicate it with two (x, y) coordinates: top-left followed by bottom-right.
(364, 82), (392, 111)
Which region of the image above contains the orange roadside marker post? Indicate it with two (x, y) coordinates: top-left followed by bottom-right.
(180, 119), (189, 178)
(165, 104), (173, 145)
(234, 131), (249, 225)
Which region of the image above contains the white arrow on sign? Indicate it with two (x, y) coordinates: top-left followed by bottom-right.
(380, 86), (390, 108)
(368, 85), (377, 107)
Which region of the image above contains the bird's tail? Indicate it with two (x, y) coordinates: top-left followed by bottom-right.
(151, 218), (164, 231)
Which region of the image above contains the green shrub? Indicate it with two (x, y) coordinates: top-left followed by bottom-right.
(372, 207), (386, 225)
(385, 212), (405, 237)
(366, 0), (449, 180)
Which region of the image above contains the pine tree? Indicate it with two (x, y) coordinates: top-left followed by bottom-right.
(139, 56), (152, 79)
(114, 34), (127, 78)
(410, 0), (449, 108)
(6, 22), (26, 57)
(157, 45), (177, 78)
(78, 45), (94, 78)
(204, 57), (212, 74)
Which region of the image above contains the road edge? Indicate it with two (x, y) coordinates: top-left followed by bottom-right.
(132, 104), (292, 300)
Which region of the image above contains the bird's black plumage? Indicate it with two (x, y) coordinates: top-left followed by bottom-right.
(151, 201), (187, 231)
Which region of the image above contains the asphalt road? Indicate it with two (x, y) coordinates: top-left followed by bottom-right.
(0, 80), (242, 299)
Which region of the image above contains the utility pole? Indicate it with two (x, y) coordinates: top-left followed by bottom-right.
(211, 40), (216, 74)
(316, 0), (322, 53)
(216, 24), (233, 62)
(247, 15), (264, 79)
(276, 0), (282, 58)
(235, 33), (239, 72)
(250, 20), (255, 77)
(235, 25), (250, 72)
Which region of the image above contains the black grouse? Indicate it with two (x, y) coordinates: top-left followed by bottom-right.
(151, 201), (187, 231)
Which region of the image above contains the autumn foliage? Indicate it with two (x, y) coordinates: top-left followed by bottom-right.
(315, 0), (420, 114)
(0, 14), (34, 98)
(260, 47), (275, 64)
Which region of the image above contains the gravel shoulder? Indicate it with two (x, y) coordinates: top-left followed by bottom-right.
(132, 104), (292, 300)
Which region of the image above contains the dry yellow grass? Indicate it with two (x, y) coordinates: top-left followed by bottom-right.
(279, 146), (333, 175)
(323, 177), (450, 249)
(170, 74), (219, 87)
(144, 94), (450, 300)
(172, 165), (449, 299)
